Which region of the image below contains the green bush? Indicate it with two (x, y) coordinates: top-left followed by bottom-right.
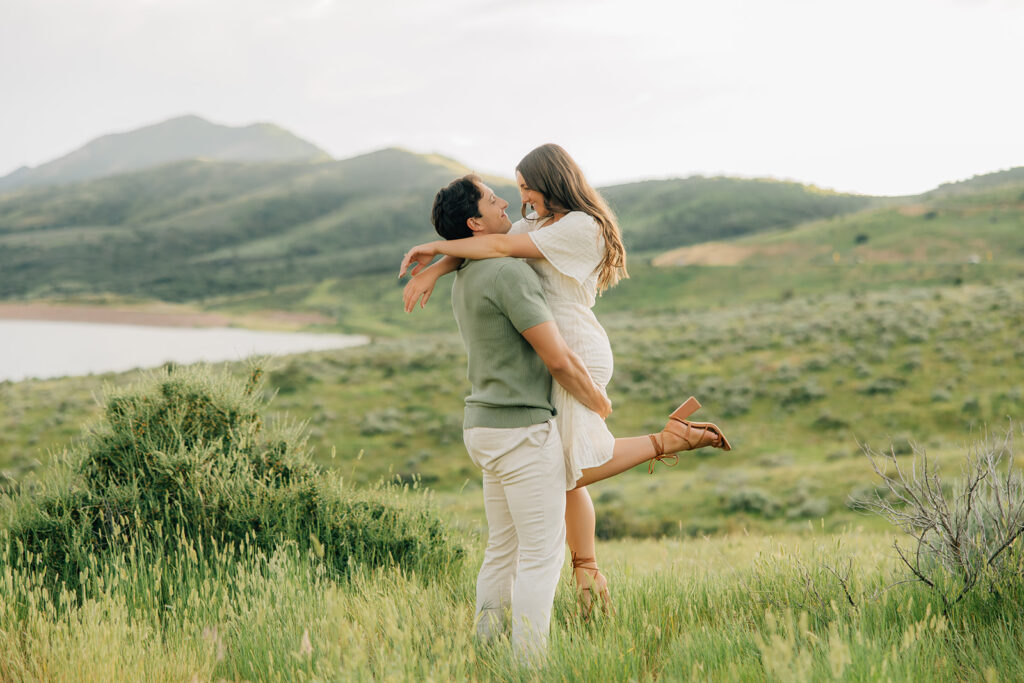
(801, 356), (830, 372)
(812, 412), (850, 431)
(780, 381), (826, 407)
(962, 396), (982, 415)
(268, 361), (317, 394)
(2, 364), (463, 596)
(593, 504), (681, 539)
(859, 376), (906, 395)
(723, 488), (781, 517)
(786, 497), (829, 519)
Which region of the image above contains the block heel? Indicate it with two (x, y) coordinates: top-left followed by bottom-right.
(648, 397), (731, 472)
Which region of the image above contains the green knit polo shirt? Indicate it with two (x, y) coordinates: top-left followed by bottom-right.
(451, 257), (556, 429)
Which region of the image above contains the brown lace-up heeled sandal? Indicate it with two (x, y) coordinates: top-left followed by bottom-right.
(572, 553), (613, 622)
(648, 396), (732, 473)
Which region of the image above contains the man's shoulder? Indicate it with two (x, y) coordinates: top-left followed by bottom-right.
(462, 257), (536, 281)
(467, 256), (522, 271)
(455, 259), (547, 316)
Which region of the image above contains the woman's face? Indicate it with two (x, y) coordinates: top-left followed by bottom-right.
(516, 171), (549, 217)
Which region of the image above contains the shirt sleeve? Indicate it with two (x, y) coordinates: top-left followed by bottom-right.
(491, 261), (554, 333)
(527, 212), (604, 284)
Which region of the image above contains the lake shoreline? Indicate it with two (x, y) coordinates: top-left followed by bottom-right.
(0, 317), (368, 383)
(0, 303), (332, 330)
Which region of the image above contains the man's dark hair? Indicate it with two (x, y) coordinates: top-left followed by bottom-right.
(431, 174), (482, 240)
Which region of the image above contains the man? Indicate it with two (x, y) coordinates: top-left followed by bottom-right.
(427, 174), (611, 660)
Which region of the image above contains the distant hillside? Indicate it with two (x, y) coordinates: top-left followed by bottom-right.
(603, 176), (874, 252)
(0, 152), (878, 301)
(0, 149), (517, 300)
(0, 115), (328, 192)
(924, 166), (1024, 198)
(653, 169), (1024, 268)
(3, 137), (1018, 304)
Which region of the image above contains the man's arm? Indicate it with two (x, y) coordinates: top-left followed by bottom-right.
(402, 255), (463, 312)
(521, 321), (612, 418)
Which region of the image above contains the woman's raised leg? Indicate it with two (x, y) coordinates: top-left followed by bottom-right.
(573, 437), (657, 488)
(574, 398), (731, 489)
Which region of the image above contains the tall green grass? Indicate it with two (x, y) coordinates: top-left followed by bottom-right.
(3, 530), (1023, 679)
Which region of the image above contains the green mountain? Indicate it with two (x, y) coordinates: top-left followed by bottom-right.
(0, 115), (328, 192)
(0, 143), (884, 302)
(0, 149), (516, 300)
(5, 130), (1016, 305)
(603, 176), (874, 252)
(925, 166), (1024, 198)
(653, 168), (1024, 268)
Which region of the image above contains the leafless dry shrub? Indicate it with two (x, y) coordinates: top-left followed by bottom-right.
(853, 425), (1024, 610)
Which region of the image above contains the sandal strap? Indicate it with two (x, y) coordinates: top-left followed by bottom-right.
(648, 452), (679, 474)
(571, 553), (599, 571)
(648, 431), (682, 473)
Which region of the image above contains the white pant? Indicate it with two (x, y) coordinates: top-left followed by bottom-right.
(463, 420), (566, 661)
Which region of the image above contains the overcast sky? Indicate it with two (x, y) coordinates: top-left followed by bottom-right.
(2, 0), (1022, 195)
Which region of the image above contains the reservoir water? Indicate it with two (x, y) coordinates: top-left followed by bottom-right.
(0, 320), (369, 383)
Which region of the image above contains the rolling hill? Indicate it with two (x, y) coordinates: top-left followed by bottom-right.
(653, 169), (1024, 268)
(0, 129), (879, 301)
(0, 115), (328, 192)
(0, 148), (500, 300)
(603, 176), (875, 252)
(5, 115), (1018, 306)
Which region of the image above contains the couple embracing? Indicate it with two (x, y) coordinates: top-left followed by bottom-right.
(399, 144), (731, 661)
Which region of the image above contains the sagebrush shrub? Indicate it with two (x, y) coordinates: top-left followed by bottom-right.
(854, 428), (1024, 609)
(2, 364), (463, 595)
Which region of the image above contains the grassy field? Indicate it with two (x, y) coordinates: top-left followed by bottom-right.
(5, 269), (1023, 542)
(3, 170), (1024, 678)
(3, 272), (1023, 678)
(5, 519), (1024, 680)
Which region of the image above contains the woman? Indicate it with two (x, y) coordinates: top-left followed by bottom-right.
(399, 144), (730, 619)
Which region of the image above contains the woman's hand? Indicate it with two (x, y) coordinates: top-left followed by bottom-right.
(403, 270), (440, 312)
(398, 243), (440, 279)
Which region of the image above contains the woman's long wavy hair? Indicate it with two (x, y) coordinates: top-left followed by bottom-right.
(516, 144), (628, 293)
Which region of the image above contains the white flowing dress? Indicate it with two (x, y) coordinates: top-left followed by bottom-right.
(509, 211), (616, 489)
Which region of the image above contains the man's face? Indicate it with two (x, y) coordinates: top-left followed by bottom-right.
(470, 182), (512, 234)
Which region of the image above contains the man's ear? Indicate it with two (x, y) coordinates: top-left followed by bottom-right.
(466, 217), (484, 234)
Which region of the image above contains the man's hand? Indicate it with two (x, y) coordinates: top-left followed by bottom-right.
(399, 243), (440, 278)
(521, 321), (611, 419)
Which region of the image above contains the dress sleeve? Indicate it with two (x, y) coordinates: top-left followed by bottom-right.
(528, 212), (604, 284)
(507, 218), (532, 235)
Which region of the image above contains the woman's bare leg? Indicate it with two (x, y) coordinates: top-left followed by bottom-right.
(573, 436), (657, 488)
(564, 486), (596, 566)
(565, 486), (611, 618)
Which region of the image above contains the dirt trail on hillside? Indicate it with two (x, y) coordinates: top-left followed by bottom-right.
(652, 242), (809, 266)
